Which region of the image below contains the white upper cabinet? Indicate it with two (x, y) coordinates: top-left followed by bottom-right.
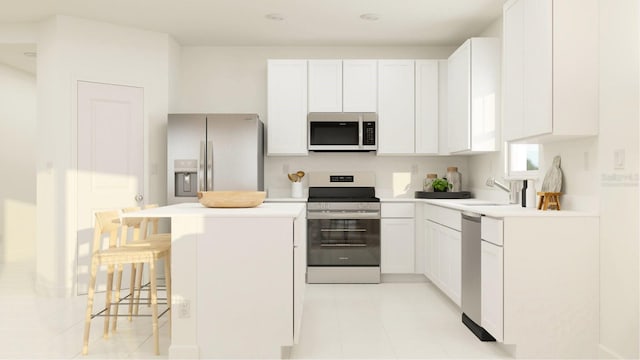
(447, 38), (500, 153)
(343, 60), (377, 112)
(308, 60), (343, 112)
(437, 60), (450, 155)
(415, 60), (440, 155)
(308, 59), (377, 113)
(377, 60), (416, 155)
(267, 60), (308, 156)
(503, 0), (598, 142)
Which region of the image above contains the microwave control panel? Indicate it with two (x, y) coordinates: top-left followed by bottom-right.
(363, 121), (376, 146)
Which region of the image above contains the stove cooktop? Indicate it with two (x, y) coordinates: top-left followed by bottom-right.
(307, 186), (379, 203)
(307, 197), (380, 203)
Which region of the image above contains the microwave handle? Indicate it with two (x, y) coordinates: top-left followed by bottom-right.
(358, 115), (363, 148)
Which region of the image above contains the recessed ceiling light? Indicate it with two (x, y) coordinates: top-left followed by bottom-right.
(23, 51), (37, 58)
(265, 13), (285, 21)
(359, 13), (380, 21)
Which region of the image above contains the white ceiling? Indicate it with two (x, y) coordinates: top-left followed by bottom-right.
(0, 0), (504, 73)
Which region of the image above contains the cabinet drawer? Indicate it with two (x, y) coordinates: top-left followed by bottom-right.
(481, 217), (503, 246)
(424, 204), (461, 231)
(381, 203), (415, 218)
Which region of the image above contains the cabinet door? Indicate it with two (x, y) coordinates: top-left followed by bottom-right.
(437, 60), (450, 155)
(415, 60), (439, 154)
(308, 60), (343, 112)
(267, 60), (308, 155)
(424, 220), (438, 281)
(343, 60), (377, 112)
(481, 240), (504, 342)
(447, 40), (471, 153)
(293, 215), (306, 343)
(424, 220), (461, 306)
(440, 224), (461, 306)
(503, 0), (525, 141)
(381, 218), (415, 274)
(377, 60), (415, 154)
(469, 38), (500, 152)
(522, 0), (552, 138)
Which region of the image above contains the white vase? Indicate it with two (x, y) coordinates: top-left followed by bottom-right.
(291, 182), (303, 198)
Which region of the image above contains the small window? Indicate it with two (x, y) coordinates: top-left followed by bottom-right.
(508, 143), (540, 178)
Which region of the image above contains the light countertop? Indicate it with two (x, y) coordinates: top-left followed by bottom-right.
(259, 196), (598, 217)
(416, 198), (598, 217)
(121, 202), (306, 218)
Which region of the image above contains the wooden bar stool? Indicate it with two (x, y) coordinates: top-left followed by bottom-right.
(126, 204), (171, 319)
(82, 210), (171, 356)
(537, 192), (561, 210)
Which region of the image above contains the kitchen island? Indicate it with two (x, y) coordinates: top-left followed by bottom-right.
(124, 202), (306, 359)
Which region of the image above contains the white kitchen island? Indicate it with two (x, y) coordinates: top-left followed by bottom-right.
(124, 202), (307, 359)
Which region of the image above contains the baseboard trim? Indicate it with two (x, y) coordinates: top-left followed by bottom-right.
(598, 344), (626, 359)
(381, 273), (428, 283)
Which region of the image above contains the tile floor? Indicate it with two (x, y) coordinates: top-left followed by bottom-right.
(0, 262), (511, 359)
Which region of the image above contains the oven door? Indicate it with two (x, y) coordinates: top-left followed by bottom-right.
(307, 217), (380, 266)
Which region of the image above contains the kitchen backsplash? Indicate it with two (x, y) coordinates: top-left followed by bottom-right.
(265, 153), (469, 199)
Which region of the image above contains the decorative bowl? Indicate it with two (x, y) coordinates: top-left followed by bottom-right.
(197, 191), (266, 208)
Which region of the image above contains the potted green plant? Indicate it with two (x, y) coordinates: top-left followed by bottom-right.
(432, 178), (452, 192)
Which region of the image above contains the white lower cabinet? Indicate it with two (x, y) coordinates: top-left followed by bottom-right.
(381, 203), (415, 274)
(481, 240), (503, 342)
(293, 214), (306, 344)
(423, 209), (461, 307)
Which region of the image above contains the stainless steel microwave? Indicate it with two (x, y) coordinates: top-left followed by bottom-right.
(307, 112), (377, 152)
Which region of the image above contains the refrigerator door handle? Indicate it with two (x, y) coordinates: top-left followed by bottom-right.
(198, 141), (206, 192)
(207, 140), (213, 191)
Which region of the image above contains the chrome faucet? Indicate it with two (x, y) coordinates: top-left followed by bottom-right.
(486, 177), (519, 204)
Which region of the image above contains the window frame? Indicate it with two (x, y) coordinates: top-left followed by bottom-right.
(505, 142), (542, 180)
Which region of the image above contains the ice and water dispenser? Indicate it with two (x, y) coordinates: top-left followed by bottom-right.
(174, 159), (198, 197)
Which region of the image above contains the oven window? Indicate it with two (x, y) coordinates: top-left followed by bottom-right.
(309, 122), (359, 145)
(307, 218), (380, 266)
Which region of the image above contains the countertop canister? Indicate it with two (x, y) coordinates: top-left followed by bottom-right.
(423, 173), (437, 192)
(446, 167), (461, 192)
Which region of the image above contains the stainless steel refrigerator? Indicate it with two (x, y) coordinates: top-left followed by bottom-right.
(167, 113), (264, 204)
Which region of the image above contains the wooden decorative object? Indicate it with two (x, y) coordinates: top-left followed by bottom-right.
(197, 191), (266, 208)
(537, 192), (561, 210)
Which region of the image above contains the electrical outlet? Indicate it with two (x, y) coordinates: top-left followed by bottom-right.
(178, 299), (191, 319)
(282, 164), (289, 174)
(411, 164), (418, 175)
(614, 149), (625, 170)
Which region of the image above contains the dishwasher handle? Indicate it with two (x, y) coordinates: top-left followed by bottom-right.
(461, 212), (482, 222)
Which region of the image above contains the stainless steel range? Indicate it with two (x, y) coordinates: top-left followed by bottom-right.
(307, 172), (381, 284)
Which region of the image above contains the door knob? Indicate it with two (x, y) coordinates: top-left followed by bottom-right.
(135, 194), (144, 202)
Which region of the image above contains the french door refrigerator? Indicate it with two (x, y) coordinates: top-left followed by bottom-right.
(167, 113), (264, 204)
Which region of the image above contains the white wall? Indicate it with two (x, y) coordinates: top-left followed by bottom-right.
(36, 15), (173, 296)
(598, 1), (639, 357)
(175, 45), (467, 196)
(0, 63), (36, 264)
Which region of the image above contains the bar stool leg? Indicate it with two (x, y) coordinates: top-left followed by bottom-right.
(112, 264), (124, 332)
(82, 260), (99, 355)
(103, 264), (114, 338)
(128, 264), (137, 321)
(134, 262), (144, 315)
(164, 253), (172, 338)
(149, 260), (159, 355)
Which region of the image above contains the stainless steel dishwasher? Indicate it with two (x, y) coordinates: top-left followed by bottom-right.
(461, 212), (495, 341)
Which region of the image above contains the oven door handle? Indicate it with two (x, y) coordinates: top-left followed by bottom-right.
(307, 212), (381, 220)
(320, 243), (367, 247)
(320, 228), (367, 232)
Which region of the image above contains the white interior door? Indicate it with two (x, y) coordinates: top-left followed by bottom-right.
(76, 81), (144, 294)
